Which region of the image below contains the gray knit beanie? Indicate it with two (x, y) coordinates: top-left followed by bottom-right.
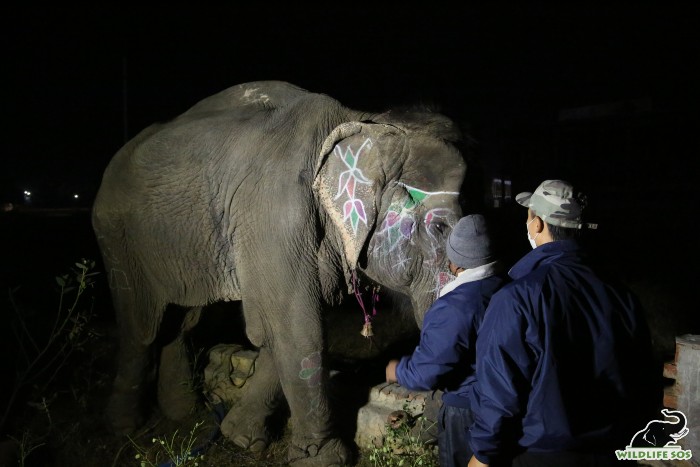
(446, 214), (495, 269)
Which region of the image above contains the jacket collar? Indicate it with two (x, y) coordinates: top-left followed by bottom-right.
(508, 240), (581, 280)
(439, 261), (501, 297)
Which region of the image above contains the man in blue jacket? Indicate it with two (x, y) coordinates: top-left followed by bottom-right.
(468, 180), (662, 467)
(386, 214), (506, 467)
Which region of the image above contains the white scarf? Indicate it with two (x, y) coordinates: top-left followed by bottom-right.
(438, 261), (500, 298)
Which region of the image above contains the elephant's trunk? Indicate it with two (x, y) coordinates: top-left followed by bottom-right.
(410, 270), (448, 327)
(664, 409), (687, 436)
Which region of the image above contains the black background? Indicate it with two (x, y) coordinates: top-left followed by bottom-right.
(1, 4), (698, 299)
(3, 4), (696, 200)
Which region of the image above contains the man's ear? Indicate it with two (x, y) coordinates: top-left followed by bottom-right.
(534, 216), (546, 233)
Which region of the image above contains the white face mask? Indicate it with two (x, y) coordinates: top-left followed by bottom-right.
(526, 217), (540, 249)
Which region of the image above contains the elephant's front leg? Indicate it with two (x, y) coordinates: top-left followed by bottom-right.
(219, 326), (352, 465)
(275, 328), (353, 466)
(220, 346), (284, 451)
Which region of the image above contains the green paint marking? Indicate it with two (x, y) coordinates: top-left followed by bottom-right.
(344, 148), (355, 167)
(407, 186), (429, 203)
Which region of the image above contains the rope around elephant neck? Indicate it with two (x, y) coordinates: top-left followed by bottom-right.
(351, 270), (380, 338)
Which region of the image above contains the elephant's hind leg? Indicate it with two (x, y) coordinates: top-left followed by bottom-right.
(105, 274), (166, 434)
(157, 334), (199, 420)
(106, 334), (153, 435)
(157, 306), (203, 420)
(220, 346), (284, 452)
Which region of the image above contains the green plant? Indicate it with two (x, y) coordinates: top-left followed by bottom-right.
(129, 421), (206, 466)
(366, 403), (439, 467)
(8, 430), (45, 467)
(1, 259), (99, 459)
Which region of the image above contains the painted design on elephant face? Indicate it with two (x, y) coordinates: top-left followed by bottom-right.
(332, 138), (373, 234)
(374, 184), (458, 254)
(423, 208), (454, 241)
(299, 351), (323, 413)
(436, 271), (454, 295)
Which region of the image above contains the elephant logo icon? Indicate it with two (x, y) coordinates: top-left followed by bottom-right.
(628, 409), (689, 448)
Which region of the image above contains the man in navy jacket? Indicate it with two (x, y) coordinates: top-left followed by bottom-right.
(468, 180), (661, 467)
(386, 214), (506, 467)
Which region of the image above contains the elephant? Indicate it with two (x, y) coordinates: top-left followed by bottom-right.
(629, 409), (689, 448)
(92, 80), (473, 465)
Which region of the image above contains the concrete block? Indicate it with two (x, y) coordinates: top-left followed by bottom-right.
(203, 345), (442, 452)
(355, 382), (440, 449)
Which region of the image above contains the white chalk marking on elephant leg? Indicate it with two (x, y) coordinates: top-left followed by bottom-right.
(109, 268), (131, 290)
(298, 351), (323, 415)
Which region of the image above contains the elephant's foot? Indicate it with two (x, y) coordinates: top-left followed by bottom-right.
(232, 433), (269, 453)
(287, 437), (353, 466)
(219, 409), (270, 453)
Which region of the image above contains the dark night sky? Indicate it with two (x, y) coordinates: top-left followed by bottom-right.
(2, 4), (698, 206)
(1, 4), (699, 343)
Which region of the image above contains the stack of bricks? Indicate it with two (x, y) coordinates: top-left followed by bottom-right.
(661, 334), (700, 464)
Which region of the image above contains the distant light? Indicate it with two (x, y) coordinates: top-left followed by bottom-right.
(73, 194), (79, 199)
(504, 179), (512, 201)
(24, 190), (31, 196)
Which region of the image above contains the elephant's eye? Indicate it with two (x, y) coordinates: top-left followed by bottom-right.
(427, 221), (447, 235)
(424, 209), (453, 237)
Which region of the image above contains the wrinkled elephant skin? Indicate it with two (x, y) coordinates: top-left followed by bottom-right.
(92, 81), (470, 465)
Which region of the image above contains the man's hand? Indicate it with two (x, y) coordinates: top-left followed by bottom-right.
(385, 359), (399, 383)
(468, 455), (488, 467)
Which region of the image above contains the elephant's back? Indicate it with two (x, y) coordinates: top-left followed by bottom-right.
(93, 80), (355, 227)
(118, 86), (350, 184)
(179, 81), (317, 117)
(92, 81), (350, 232)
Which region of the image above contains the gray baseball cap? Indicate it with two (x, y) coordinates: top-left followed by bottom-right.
(516, 179), (598, 229)
(446, 214), (495, 269)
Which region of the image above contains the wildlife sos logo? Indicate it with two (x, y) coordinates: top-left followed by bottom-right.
(615, 409), (693, 461)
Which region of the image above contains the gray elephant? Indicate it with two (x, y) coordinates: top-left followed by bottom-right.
(629, 409), (689, 448)
(92, 80), (471, 465)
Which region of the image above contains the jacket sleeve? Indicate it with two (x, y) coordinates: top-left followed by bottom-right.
(469, 289), (535, 464)
(395, 298), (470, 391)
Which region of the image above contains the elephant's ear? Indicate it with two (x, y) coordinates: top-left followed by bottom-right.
(313, 121), (402, 270)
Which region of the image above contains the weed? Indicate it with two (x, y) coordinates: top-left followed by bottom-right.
(365, 403), (439, 467)
(129, 420), (206, 467)
(7, 430), (45, 467)
(1, 259), (99, 463)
